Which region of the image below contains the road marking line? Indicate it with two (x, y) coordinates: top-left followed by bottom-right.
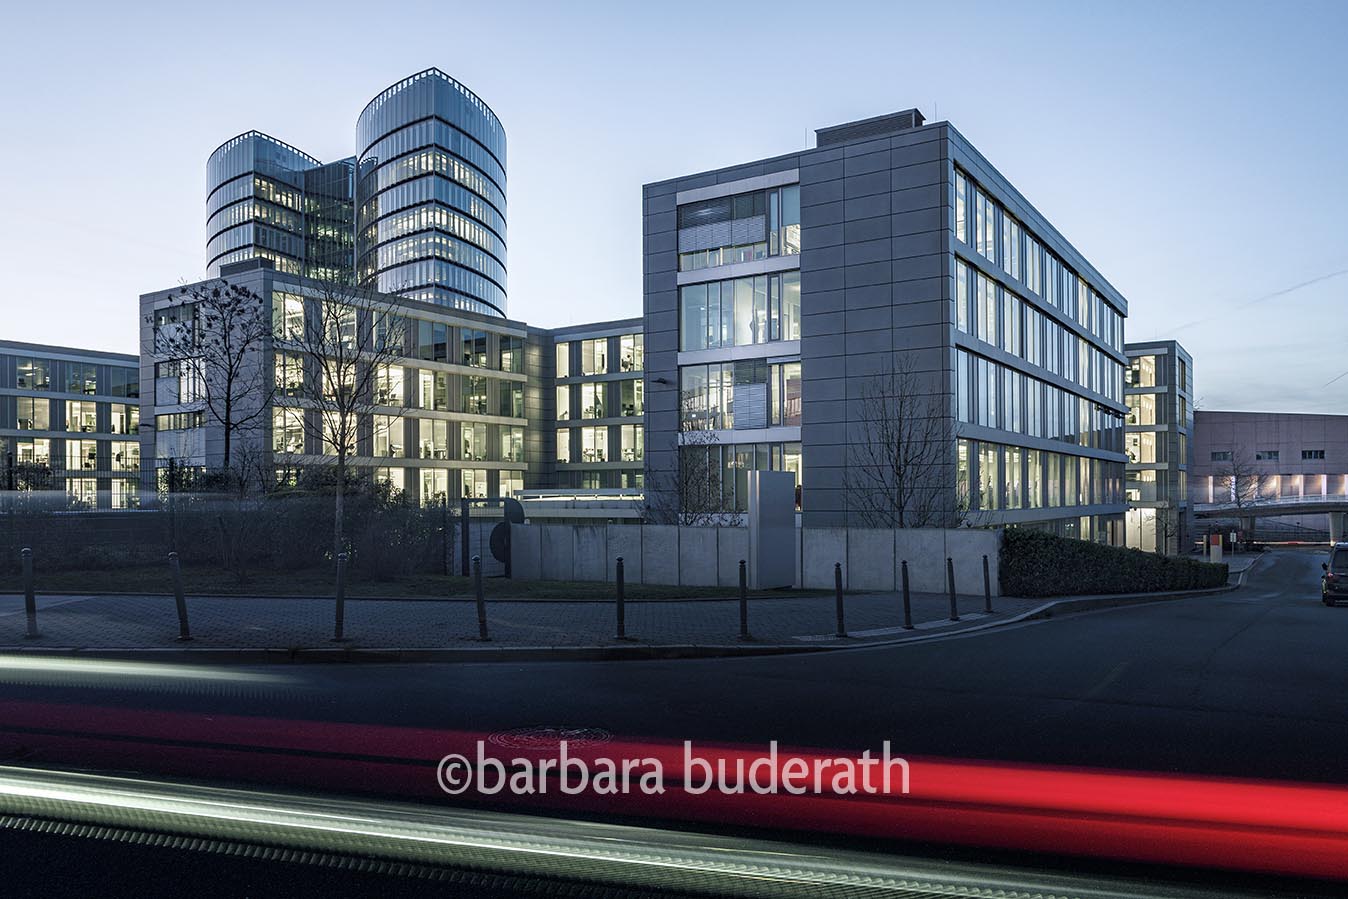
(0, 597), (94, 617)
(793, 613), (990, 641)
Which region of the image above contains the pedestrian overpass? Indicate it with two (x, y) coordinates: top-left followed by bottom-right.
(1195, 494), (1348, 542)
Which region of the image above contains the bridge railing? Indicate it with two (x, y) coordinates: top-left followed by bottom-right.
(1195, 494), (1348, 515)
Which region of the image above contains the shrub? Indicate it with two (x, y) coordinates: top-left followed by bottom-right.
(1000, 529), (1228, 598)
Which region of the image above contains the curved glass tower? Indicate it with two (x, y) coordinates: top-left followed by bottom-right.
(206, 132), (355, 281)
(355, 68), (507, 317)
(206, 132), (318, 277)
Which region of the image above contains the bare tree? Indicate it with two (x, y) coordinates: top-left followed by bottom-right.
(147, 280), (272, 473)
(1215, 444), (1264, 514)
(844, 355), (962, 528)
(670, 431), (746, 526)
(281, 277), (407, 557)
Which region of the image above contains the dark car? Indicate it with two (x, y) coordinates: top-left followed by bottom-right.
(1322, 544), (1348, 605)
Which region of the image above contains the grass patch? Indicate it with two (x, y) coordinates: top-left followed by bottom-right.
(0, 565), (832, 601)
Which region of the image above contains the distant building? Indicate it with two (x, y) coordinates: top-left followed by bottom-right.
(139, 262), (533, 504)
(207, 68), (507, 318)
(1123, 340), (1194, 554)
(0, 340), (141, 508)
(1192, 410), (1348, 543)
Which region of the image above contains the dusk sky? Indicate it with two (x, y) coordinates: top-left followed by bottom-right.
(1, 0), (1343, 412)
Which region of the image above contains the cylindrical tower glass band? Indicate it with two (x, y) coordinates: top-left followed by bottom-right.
(356, 68), (507, 317)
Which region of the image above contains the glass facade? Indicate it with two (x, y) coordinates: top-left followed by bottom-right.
(356, 69), (507, 317)
(550, 325), (645, 490)
(263, 285), (529, 506)
(206, 132), (355, 280)
(0, 344), (141, 507)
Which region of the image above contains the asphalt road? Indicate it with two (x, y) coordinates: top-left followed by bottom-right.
(2, 547), (1344, 784)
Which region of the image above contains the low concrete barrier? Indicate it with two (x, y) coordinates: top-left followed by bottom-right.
(509, 523), (1001, 594)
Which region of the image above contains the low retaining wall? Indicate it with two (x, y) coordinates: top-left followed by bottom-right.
(510, 524), (1001, 595)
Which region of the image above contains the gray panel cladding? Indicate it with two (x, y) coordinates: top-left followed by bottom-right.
(795, 123), (957, 526)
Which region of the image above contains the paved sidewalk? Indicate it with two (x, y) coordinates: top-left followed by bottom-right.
(0, 566), (1243, 657)
(0, 587), (1039, 652)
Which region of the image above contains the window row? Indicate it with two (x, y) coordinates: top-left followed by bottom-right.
(1125, 392), (1190, 427)
(1127, 354), (1192, 394)
(372, 467), (524, 506)
(1204, 473), (1348, 503)
(954, 169), (1123, 352)
(677, 185), (801, 272)
(555, 334), (644, 378)
(358, 201), (507, 264)
(678, 440), (803, 513)
(3, 398), (139, 435)
(957, 439), (1126, 513)
(2, 437), (139, 473)
(955, 260), (1123, 402)
(272, 408), (523, 462)
(556, 425), (644, 463)
(358, 229), (506, 288)
(556, 379), (643, 421)
(360, 147), (506, 216)
(955, 350), (1126, 453)
(679, 361), (802, 432)
(1126, 431), (1189, 466)
(358, 174), (506, 245)
(679, 271), (801, 351)
(3, 356), (138, 398)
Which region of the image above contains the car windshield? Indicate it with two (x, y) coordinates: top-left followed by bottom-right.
(4, 6), (1348, 895)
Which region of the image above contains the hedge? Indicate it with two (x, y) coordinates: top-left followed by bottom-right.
(1000, 528), (1229, 598)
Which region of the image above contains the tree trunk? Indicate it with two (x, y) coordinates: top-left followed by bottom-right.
(222, 393), (232, 468)
(334, 454), (346, 559)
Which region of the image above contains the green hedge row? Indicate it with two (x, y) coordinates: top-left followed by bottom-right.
(1000, 528), (1229, 598)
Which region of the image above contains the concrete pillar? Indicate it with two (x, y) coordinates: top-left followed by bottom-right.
(1331, 512), (1345, 545)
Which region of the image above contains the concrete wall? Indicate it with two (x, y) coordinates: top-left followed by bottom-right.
(509, 524), (1001, 595)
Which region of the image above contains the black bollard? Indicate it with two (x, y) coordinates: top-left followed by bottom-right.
(21, 547), (38, 640)
(615, 556), (627, 639)
(738, 559), (749, 641)
(983, 554), (993, 614)
(947, 556), (959, 622)
(834, 561), (846, 637)
(901, 559), (913, 629)
(473, 555), (490, 641)
(168, 552), (192, 641)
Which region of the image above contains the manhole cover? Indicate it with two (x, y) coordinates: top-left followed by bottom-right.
(487, 726), (613, 750)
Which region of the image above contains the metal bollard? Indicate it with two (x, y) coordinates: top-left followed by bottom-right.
(332, 552), (349, 642)
(168, 552), (192, 641)
(473, 555), (490, 641)
(615, 557), (627, 640)
(834, 561), (847, 637)
(901, 559), (913, 629)
(738, 559), (750, 641)
(982, 554), (993, 614)
(21, 547), (38, 640)
(946, 556), (959, 622)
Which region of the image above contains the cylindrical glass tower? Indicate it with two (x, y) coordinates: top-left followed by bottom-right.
(205, 132), (318, 277)
(355, 69), (507, 317)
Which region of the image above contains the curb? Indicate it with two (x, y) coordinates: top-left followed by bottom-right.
(0, 643), (832, 665)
